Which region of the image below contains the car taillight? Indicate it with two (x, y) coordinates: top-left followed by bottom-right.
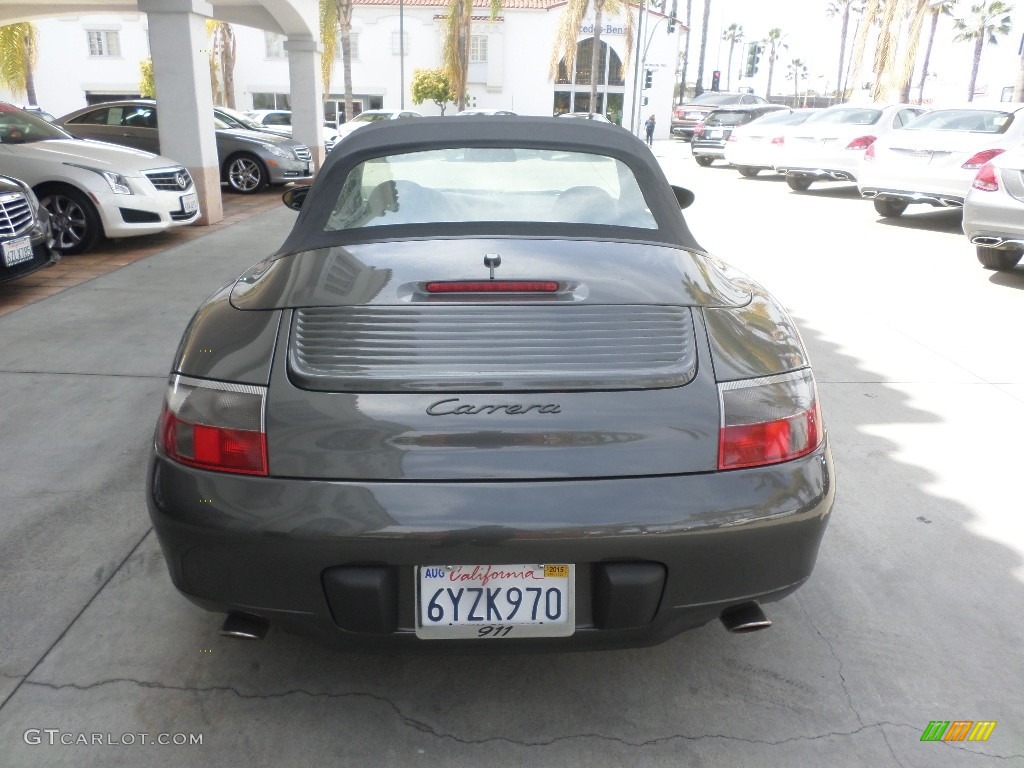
(972, 162), (1000, 191)
(846, 135), (877, 150)
(718, 369), (823, 471)
(962, 148), (1005, 169)
(863, 143), (876, 161)
(159, 375), (268, 476)
(770, 136), (785, 145)
(727, 134), (739, 142)
(693, 123), (705, 136)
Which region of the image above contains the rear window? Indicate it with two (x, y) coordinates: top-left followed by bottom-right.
(751, 109), (813, 126)
(324, 148), (657, 231)
(705, 111), (756, 127)
(688, 93), (743, 106)
(806, 108), (882, 126)
(905, 109), (1012, 134)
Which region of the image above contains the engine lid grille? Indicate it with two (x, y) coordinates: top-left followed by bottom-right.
(289, 305), (697, 392)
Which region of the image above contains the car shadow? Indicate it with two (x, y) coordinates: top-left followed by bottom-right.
(989, 266), (1024, 289)
(873, 208), (964, 234)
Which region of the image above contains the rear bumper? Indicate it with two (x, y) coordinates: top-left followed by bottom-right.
(778, 167), (857, 182)
(147, 441), (836, 651)
(859, 187), (964, 208)
(691, 141), (727, 159)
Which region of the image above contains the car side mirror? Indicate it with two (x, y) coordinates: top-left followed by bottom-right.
(282, 185), (311, 211)
(671, 185), (695, 210)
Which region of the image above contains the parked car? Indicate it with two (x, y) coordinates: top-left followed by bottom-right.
(0, 102), (200, 254)
(240, 108), (339, 153)
(456, 109), (518, 116)
(334, 108), (424, 140)
(776, 103), (927, 192)
(858, 104), (1024, 218)
(723, 108), (820, 177)
(147, 116), (835, 651)
(0, 174), (59, 282)
(57, 100), (313, 194)
(690, 104), (789, 167)
(22, 105), (56, 122)
(671, 92), (769, 140)
(557, 112), (612, 122)
(962, 147), (1024, 271)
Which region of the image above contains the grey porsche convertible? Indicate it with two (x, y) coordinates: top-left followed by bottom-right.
(148, 117), (835, 651)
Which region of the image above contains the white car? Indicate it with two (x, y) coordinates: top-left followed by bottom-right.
(722, 108), (819, 177)
(962, 147), (1024, 271)
(244, 109), (340, 153)
(334, 109), (424, 140)
(858, 103), (1024, 218)
(0, 103), (199, 254)
(776, 103), (927, 192)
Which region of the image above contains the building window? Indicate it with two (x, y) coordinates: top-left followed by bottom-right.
(391, 31), (409, 55)
(264, 31), (286, 59)
(251, 93), (291, 110)
(87, 30), (121, 57)
(334, 32), (360, 61)
(470, 35), (488, 63)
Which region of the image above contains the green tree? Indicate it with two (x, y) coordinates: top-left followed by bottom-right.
(762, 27), (787, 99)
(786, 57), (808, 102)
(139, 58), (156, 98)
(411, 68), (456, 114)
(550, 0), (633, 113)
(0, 22), (38, 105)
(446, 0), (502, 111)
(915, 0), (955, 103)
(953, 1), (1015, 101)
(721, 23), (743, 90)
(321, 0), (356, 122)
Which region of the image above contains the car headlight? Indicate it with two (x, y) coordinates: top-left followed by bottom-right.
(64, 164), (134, 195)
(0, 174), (40, 207)
(261, 142), (292, 159)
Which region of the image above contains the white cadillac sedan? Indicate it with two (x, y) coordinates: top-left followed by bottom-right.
(962, 147), (1024, 271)
(858, 104), (1024, 218)
(723, 108), (819, 178)
(776, 103), (927, 192)
(0, 103), (200, 254)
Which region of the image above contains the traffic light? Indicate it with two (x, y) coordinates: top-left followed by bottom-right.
(642, 96), (649, 106)
(745, 43), (761, 78)
(711, 70), (721, 91)
(644, 69), (653, 89)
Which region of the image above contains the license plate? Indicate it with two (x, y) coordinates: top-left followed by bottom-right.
(2, 236), (33, 267)
(416, 564), (575, 640)
(707, 129), (722, 139)
(180, 193), (198, 214)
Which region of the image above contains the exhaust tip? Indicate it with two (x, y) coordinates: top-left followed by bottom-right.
(221, 612), (269, 640)
(720, 602), (772, 634)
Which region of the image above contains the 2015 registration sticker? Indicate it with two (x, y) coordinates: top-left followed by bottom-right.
(415, 564), (575, 640)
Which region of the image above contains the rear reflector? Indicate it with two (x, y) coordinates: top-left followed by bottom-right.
(770, 136), (785, 145)
(718, 369), (823, 470)
(972, 162), (999, 191)
(159, 375), (268, 476)
(962, 148), (1005, 170)
(846, 135), (877, 151)
(426, 280), (559, 293)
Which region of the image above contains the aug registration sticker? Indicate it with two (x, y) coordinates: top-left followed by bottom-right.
(415, 564), (575, 640)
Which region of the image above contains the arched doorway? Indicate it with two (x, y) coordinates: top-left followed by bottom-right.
(553, 38), (625, 123)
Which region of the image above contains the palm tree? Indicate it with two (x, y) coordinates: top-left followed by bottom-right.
(550, 0), (633, 114)
(953, 1), (1015, 101)
(847, 0), (929, 101)
(678, 0), (693, 101)
(763, 28), (787, 100)
(320, 0), (356, 121)
(721, 23), (743, 90)
(916, 1), (955, 103)
(0, 23), (38, 105)
(825, 1), (860, 102)
(786, 57), (808, 102)
(694, 0), (712, 95)
(207, 21), (236, 109)
(448, 0), (502, 111)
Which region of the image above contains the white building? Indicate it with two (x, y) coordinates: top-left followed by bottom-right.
(4, 2), (683, 138)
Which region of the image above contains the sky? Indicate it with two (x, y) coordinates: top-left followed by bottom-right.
(677, 0), (1023, 103)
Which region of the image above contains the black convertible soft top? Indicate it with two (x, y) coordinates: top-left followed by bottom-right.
(276, 116), (702, 255)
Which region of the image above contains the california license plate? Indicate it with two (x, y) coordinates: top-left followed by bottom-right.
(416, 564), (575, 640)
(180, 193), (199, 214)
(2, 236), (32, 267)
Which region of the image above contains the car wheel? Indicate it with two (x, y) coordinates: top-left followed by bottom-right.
(737, 166), (760, 178)
(694, 155), (714, 167)
(873, 198), (908, 218)
(225, 153), (269, 194)
(786, 175), (812, 192)
(976, 246), (1023, 271)
(37, 185), (103, 255)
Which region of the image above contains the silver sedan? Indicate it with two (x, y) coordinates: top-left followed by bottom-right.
(963, 147), (1024, 271)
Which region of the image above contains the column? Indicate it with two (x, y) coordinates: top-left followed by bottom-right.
(286, 36), (326, 170)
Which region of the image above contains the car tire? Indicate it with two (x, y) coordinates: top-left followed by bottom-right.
(36, 185), (103, 255)
(225, 153), (269, 194)
(873, 198), (908, 218)
(737, 166), (760, 178)
(694, 155), (714, 167)
(786, 175), (812, 192)
(976, 246), (1023, 271)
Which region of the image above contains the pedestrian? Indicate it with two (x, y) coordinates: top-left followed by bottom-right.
(645, 114), (656, 146)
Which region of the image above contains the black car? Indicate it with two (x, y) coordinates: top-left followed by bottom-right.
(0, 175), (58, 283)
(691, 105), (790, 166)
(147, 117), (835, 651)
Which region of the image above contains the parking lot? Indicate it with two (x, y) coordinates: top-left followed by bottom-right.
(1, 143), (1023, 767)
